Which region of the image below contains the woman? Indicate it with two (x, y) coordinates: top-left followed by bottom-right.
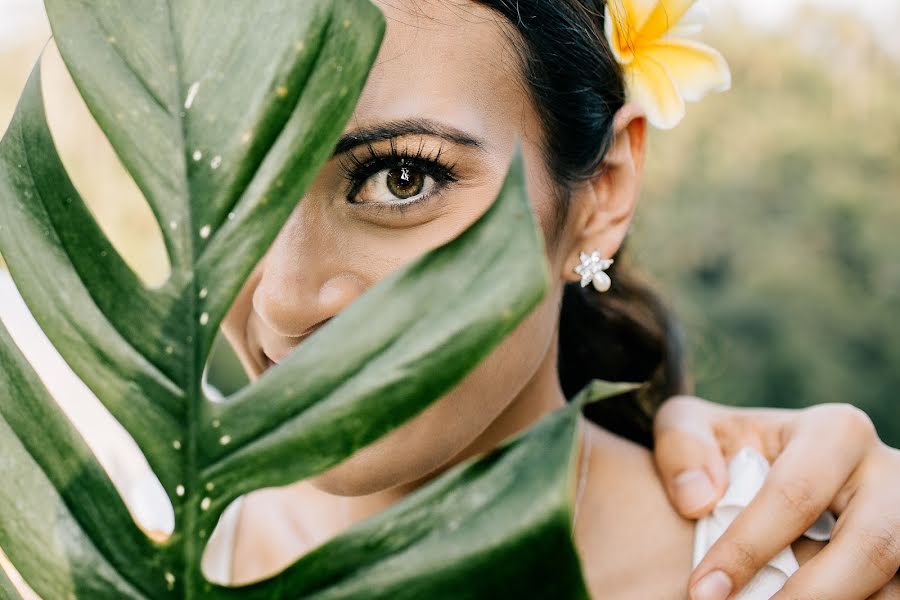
(202, 0), (900, 597)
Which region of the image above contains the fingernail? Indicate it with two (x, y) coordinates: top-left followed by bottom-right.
(674, 469), (715, 513)
(690, 570), (732, 600)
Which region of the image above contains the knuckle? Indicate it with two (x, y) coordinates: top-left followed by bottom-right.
(655, 395), (706, 423)
(729, 539), (764, 575)
(814, 403), (877, 441)
(859, 523), (900, 579)
(773, 476), (822, 523)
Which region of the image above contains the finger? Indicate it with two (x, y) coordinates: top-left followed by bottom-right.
(653, 396), (730, 518)
(867, 576), (900, 600)
(689, 406), (871, 599)
(770, 490), (900, 600)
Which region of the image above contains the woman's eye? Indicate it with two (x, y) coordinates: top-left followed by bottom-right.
(353, 165), (436, 204)
(387, 166), (425, 199)
(339, 143), (460, 210)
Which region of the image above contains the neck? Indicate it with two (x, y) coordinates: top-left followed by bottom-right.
(335, 330), (569, 526)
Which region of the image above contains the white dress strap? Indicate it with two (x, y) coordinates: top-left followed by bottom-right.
(692, 446), (836, 599)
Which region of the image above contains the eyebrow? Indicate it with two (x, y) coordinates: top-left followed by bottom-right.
(331, 117), (487, 157)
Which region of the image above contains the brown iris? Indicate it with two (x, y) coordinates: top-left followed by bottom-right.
(386, 165), (425, 200)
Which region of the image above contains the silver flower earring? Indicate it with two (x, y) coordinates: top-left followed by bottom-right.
(574, 250), (614, 292)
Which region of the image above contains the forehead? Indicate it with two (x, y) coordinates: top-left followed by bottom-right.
(346, 0), (528, 156)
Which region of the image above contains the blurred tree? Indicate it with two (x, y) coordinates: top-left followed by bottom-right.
(634, 10), (900, 446)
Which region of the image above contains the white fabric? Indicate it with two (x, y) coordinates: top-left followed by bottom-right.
(200, 495), (245, 585)
(693, 446), (836, 599)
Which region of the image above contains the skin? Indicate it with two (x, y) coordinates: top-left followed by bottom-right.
(655, 398), (900, 599)
(217, 1), (900, 597)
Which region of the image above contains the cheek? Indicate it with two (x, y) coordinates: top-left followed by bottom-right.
(218, 173), (516, 384)
(220, 266), (265, 380)
(521, 145), (570, 271)
(306, 289), (560, 496)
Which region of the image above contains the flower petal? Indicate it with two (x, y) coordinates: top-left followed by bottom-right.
(667, 1), (709, 37)
(606, 0), (659, 60)
(605, 4), (632, 63)
(640, 0), (696, 41)
(642, 38), (731, 102)
(627, 56), (685, 129)
(619, 0), (660, 31)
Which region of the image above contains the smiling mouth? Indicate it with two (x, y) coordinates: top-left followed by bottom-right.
(259, 318), (332, 373)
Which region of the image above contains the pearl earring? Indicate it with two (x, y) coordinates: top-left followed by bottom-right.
(574, 250), (614, 292)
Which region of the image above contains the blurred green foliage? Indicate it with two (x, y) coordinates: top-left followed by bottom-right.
(633, 11), (900, 446)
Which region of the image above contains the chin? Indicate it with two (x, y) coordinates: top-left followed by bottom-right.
(305, 455), (418, 497)
(305, 464), (390, 497)
(303, 418), (460, 497)
(299, 350), (539, 497)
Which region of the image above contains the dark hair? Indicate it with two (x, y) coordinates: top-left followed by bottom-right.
(473, 0), (689, 448)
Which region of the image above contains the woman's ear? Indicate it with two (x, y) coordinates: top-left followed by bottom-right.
(560, 102), (647, 283)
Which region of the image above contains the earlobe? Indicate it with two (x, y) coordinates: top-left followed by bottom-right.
(573, 250), (615, 293)
(561, 102), (647, 285)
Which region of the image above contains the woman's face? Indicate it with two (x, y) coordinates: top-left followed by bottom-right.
(220, 0), (638, 496)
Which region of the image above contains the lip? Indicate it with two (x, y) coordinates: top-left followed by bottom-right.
(259, 318), (331, 370)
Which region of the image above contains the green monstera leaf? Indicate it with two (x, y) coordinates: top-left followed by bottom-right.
(0, 0), (634, 598)
(0, 567), (17, 600)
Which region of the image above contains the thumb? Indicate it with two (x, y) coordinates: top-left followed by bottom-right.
(653, 396), (729, 519)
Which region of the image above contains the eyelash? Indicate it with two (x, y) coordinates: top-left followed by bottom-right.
(338, 138), (460, 213)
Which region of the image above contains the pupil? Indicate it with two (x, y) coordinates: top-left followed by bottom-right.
(387, 167), (424, 199)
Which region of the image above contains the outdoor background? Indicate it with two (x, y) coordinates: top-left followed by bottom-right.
(0, 0), (897, 480)
(0, 0), (897, 595)
(631, 1), (900, 448)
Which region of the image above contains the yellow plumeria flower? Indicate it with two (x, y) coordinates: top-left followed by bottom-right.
(605, 0), (731, 129)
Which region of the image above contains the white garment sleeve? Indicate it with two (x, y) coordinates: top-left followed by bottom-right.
(692, 446), (836, 599)
(200, 495), (246, 586)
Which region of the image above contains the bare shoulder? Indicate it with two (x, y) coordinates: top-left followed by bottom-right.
(574, 421), (696, 600)
(229, 486), (321, 585)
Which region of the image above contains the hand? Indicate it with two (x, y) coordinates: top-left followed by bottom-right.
(653, 395), (900, 600)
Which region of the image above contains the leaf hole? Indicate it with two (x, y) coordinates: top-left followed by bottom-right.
(0, 273), (175, 542)
(39, 41), (171, 288)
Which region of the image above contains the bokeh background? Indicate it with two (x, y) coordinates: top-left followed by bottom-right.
(632, 2), (900, 447)
(0, 2), (898, 584)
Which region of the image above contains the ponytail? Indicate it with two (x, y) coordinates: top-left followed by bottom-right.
(557, 241), (688, 447)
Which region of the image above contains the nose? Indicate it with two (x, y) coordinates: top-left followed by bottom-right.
(253, 271), (362, 338)
(251, 228), (364, 355)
